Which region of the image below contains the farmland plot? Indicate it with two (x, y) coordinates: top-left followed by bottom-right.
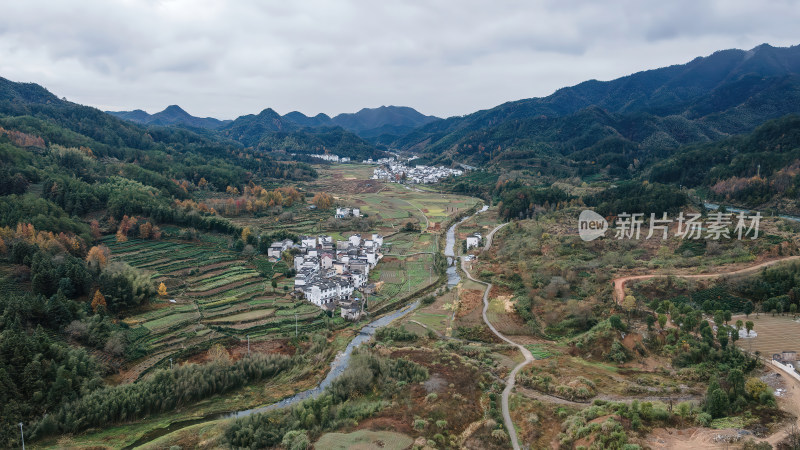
(734, 314), (800, 358)
(101, 237), (325, 381)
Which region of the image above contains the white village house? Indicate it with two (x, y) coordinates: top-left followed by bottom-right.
(466, 232), (482, 249)
(335, 207), (362, 219)
(267, 239), (294, 259)
(372, 159), (464, 184)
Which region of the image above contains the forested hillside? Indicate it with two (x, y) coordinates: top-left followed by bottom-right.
(0, 76), (318, 446)
(648, 114), (800, 210)
(393, 44), (800, 175)
(219, 107), (385, 159)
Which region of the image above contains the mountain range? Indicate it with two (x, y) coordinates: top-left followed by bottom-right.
(391, 43), (800, 170)
(107, 105), (232, 129)
(108, 104), (439, 140)
(8, 42), (800, 174)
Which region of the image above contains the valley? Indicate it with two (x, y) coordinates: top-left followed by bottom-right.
(4, 39), (800, 450)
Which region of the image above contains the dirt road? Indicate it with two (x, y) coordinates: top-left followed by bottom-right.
(461, 222), (533, 450)
(610, 254), (800, 448)
(612, 255), (800, 304)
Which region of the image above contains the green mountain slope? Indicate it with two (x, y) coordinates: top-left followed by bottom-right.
(648, 114), (800, 210)
(392, 44), (800, 173)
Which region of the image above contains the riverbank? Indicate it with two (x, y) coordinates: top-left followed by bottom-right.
(115, 201), (491, 449)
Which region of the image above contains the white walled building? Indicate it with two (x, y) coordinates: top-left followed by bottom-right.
(300, 236), (317, 248)
(466, 233), (482, 249)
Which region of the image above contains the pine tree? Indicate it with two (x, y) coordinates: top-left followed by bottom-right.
(707, 388), (729, 418)
(728, 369), (745, 398)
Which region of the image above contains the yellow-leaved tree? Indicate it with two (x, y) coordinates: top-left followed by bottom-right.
(312, 192), (333, 209)
(86, 245), (111, 271)
(158, 282), (168, 297)
(91, 290), (107, 313)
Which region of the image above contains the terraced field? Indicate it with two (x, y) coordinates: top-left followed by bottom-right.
(102, 237), (327, 380)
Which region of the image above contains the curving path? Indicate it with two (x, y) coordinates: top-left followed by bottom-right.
(612, 255), (800, 305)
(461, 222), (534, 450)
(400, 198), (430, 231)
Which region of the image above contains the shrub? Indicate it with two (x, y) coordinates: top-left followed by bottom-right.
(282, 430), (310, 450)
(695, 412), (712, 427)
(608, 341), (630, 363)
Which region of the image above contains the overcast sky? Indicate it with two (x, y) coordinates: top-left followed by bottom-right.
(1, 1), (798, 120)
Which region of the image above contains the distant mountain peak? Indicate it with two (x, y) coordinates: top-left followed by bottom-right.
(162, 104), (188, 114)
(107, 104), (230, 129)
(256, 107), (281, 117)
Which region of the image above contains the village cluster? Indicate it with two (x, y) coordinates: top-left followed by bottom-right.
(370, 160), (464, 184)
(267, 232), (384, 320)
(308, 153), (351, 163)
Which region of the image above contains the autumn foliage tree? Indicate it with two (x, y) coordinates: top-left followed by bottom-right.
(116, 215), (132, 242)
(90, 220), (101, 242)
(312, 192), (334, 209)
(139, 222), (153, 239)
(86, 245), (111, 272)
(91, 290), (107, 313)
(158, 282), (167, 297)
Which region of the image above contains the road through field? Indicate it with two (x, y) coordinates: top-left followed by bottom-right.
(461, 222), (534, 450)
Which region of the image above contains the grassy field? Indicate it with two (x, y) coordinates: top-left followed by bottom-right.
(486, 295), (531, 336)
(733, 314), (800, 358)
(369, 252), (438, 312)
(226, 164), (478, 236)
(314, 430), (415, 450)
(308, 164), (480, 232)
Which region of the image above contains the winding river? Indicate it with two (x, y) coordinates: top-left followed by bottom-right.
(704, 202), (800, 222)
(125, 203), (487, 449)
(445, 205), (488, 286)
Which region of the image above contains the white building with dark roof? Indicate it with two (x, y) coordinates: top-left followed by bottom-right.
(466, 233), (482, 249)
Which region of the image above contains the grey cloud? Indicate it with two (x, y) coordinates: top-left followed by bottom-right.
(0, 0), (798, 119)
